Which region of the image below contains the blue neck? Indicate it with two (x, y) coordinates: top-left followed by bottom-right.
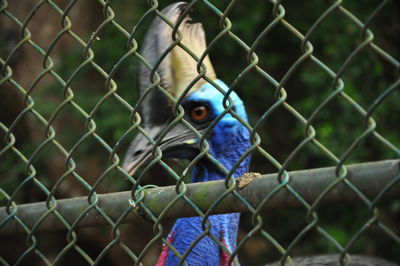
(192, 132), (250, 182)
(160, 130), (250, 266)
(157, 80), (251, 265)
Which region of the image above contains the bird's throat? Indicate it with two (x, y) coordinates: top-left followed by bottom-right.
(158, 133), (250, 265)
(192, 129), (251, 182)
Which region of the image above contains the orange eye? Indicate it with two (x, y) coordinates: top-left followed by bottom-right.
(190, 105), (210, 122)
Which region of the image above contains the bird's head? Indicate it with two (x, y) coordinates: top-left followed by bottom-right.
(123, 2), (250, 177)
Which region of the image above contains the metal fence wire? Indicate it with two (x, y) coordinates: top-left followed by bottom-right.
(0, 0), (399, 265)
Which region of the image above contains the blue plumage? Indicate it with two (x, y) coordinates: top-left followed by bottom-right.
(164, 214), (241, 266)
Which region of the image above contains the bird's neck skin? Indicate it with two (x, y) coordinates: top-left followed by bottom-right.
(192, 131), (250, 182)
(159, 125), (250, 266)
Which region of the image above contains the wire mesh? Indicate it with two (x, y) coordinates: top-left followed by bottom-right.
(0, 0), (399, 265)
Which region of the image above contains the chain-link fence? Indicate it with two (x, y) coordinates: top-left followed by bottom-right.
(0, 0), (399, 265)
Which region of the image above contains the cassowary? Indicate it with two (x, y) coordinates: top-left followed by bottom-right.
(123, 3), (398, 266)
(124, 3), (246, 264)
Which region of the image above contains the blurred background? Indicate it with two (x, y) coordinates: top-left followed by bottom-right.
(0, 0), (399, 265)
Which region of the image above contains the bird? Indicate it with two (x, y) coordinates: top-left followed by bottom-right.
(123, 2), (248, 265)
(123, 2), (399, 266)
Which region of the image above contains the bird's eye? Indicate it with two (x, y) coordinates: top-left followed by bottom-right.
(189, 104), (210, 123)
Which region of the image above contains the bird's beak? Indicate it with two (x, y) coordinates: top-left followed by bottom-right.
(123, 124), (202, 176)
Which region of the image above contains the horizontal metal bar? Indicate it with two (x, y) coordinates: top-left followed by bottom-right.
(0, 160), (399, 235)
